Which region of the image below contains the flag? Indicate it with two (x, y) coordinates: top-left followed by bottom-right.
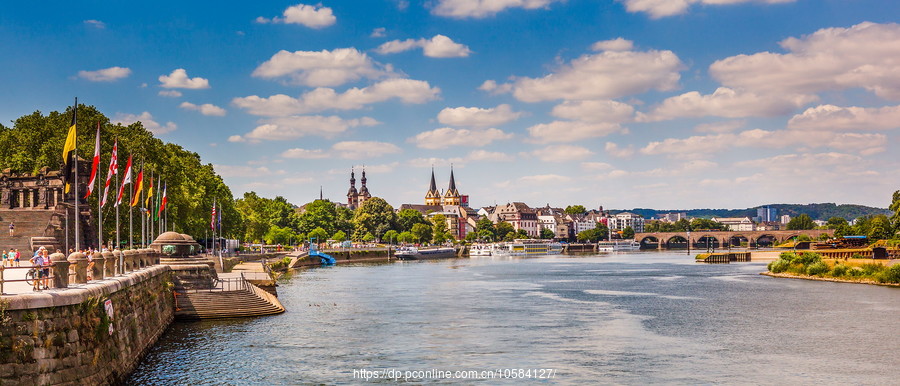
(217, 202), (222, 230)
(210, 199), (217, 230)
(145, 176), (154, 216)
(62, 102), (77, 193)
(157, 183), (167, 220)
(115, 155), (132, 207)
(130, 167), (144, 207)
(100, 140), (118, 207)
(84, 122), (100, 199)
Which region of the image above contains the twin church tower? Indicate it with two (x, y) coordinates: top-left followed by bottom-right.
(345, 166), (466, 209)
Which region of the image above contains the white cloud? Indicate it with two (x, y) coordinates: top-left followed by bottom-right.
(465, 150), (514, 162)
(520, 174), (573, 184)
(581, 162), (614, 170)
(735, 152), (863, 170)
(787, 104), (900, 131)
(158, 90), (182, 98)
(332, 141), (401, 159)
(710, 22), (900, 100)
(252, 48), (390, 87)
(227, 135), (245, 143)
(281, 148), (329, 159)
(530, 145), (594, 162)
(376, 35), (472, 58)
(84, 20), (105, 29)
(604, 142), (635, 158)
(214, 165), (284, 177)
(256, 3), (336, 29)
(370, 27), (386, 38)
(508, 49), (684, 102)
(113, 112), (177, 135)
(179, 102), (226, 116)
(158, 69), (210, 89)
(643, 87), (816, 121)
(591, 38), (633, 52)
(233, 78), (440, 116)
(526, 120), (623, 143)
(551, 100), (634, 123)
(407, 150), (514, 167)
(640, 129), (887, 157)
(77, 66), (131, 82)
(694, 120), (745, 133)
(233, 115), (379, 142)
(410, 127), (513, 149)
(432, 0), (563, 18)
(621, 0), (795, 19)
(437, 104), (521, 127)
(478, 80), (513, 95)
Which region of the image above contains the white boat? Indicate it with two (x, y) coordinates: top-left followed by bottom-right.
(490, 240), (563, 256)
(395, 246), (456, 260)
(469, 244), (493, 256)
(597, 240), (641, 252)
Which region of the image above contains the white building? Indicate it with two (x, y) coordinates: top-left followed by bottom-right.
(658, 212), (687, 222)
(711, 217), (755, 232)
(608, 212), (645, 233)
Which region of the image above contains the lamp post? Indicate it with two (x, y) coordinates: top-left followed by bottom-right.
(686, 225), (691, 256)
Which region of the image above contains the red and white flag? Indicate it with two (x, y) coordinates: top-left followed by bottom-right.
(115, 155), (133, 207)
(100, 140), (118, 207)
(210, 199), (217, 230)
(157, 183), (167, 218)
(84, 122), (101, 199)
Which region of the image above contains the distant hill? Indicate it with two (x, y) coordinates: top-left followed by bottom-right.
(614, 203), (890, 221)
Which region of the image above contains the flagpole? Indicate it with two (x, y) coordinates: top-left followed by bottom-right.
(97, 123), (103, 251)
(129, 181), (133, 249)
(73, 97), (80, 252)
(115, 147), (120, 250)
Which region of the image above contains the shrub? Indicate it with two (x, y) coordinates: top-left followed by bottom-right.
(806, 261), (829, 276)
(768, 259), (790, 273)
(875, 264), (900, 284)
(830, 264), (849, 277)
(851, 253), (865, 259)
(860, 263), (883, 276)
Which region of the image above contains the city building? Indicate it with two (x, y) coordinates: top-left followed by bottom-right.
(608, 212), (645, 233)
(756, 206), (778, 223)
(780, 214), (792, 225)
(425, 167), (468, 207)
(711, 217), (755, 231)
(658, 212), (688, 223)
(346, 167), (371, 210)
(494, 202), (540, 237)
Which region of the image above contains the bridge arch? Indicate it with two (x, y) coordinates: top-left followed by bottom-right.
(665, 235), (689, 248)
(756, 234), (777, 247)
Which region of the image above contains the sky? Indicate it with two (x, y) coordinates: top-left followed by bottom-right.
(2, 0), (899, 211)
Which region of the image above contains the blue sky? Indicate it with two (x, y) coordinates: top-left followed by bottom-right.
(2, 0), (899, 210)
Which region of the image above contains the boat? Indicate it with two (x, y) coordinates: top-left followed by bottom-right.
(597, 240), (641, 252)
(468, 244), (493, 256)
(490, 240), (563, 256)
(394, 246), (457, 260)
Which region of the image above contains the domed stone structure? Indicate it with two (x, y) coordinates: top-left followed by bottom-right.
(150, 231), (217, 289)
(150, 231), (201, 258)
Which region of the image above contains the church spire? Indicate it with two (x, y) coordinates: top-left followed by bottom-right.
(429, 166), (437, 193)
(447, 164), (457, 194)
(443, 164), (460, 205)
(425, 166), (441, 205)
(347, 167), (358, 207)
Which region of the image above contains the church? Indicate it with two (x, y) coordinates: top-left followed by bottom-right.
(346, 167), (371, 209)
(425, 166), (466, 206)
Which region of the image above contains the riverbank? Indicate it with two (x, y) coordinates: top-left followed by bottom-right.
(760, 271), (900, 287)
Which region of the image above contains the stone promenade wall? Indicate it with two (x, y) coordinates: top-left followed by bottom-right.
(0, 266), (173, 385)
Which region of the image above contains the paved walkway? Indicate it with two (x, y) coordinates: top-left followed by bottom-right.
(222, 261), (270, 282)
(0, 264), (42, 294)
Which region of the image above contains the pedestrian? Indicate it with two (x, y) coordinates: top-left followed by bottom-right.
(41, 248), (51, 289)
(8, 222), (13, 236)
(30, 250), (45, 291)
(14, 249), (20, 267)
(2, 249), (7, 267)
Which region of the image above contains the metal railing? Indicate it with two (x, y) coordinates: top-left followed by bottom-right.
(0, 264), (56, 294)
(179, 273), (250, 294)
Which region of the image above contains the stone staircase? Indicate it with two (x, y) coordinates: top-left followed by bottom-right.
(0, 209), (62, 253)
(174, 284), (285, 321)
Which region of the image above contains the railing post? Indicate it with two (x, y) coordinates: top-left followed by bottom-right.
(68, 251), (88, 284)
(92, 251), (105, 280)
(51, 252), (70, 288)
(102, 250), (114, 277)
(113, 249), (124, 275)
(1, 264), (4, 294)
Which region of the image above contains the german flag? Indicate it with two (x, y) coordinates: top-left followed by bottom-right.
(62, 100), (78, 193)
(130, 167), (144, 207)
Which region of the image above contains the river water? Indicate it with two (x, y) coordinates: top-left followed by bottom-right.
(129, 252), (899, 384)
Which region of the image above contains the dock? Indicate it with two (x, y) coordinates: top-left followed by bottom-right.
(696, 252), (751, 263)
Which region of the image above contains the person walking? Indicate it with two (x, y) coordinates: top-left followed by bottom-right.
(30, 250), (46, 291)
(8, 222), (14, 236)
(14, 249), (20, 267)
(2, 249), (7, 267)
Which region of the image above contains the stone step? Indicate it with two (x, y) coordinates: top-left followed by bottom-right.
(173, 288), (284, 320)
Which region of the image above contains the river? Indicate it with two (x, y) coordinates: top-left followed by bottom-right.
(129, 252), (899, 384)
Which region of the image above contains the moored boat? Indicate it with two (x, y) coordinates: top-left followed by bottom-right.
(490, 239), (563, 256)
(395, 246), (456, 260)
(597, 240), (641, 252)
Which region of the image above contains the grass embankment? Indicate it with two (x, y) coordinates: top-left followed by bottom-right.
(765, 252), (900, 285)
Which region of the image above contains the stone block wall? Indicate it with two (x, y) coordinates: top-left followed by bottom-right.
(0, 266), (174, 385)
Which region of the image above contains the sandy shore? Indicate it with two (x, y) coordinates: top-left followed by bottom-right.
(760, 271), (900, 287)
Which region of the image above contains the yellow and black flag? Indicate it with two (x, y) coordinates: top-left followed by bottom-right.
(62, 99), (78, 193)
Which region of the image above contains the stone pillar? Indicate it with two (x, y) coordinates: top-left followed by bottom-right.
(92, 251), (105, 280)
(135, 249), (146, 269)
(102, 250), (114, 277)
(50, 252), (69, 289)
(124, 249), (137, 272)
(113, 249), (124, 275)
(67, 251), (88, 284)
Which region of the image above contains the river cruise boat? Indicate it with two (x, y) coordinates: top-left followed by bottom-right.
(491, 240), (563, 256)
(469, 244), (494, 256)
(395, 247), (456, 260)
(597, 240), (641, 252)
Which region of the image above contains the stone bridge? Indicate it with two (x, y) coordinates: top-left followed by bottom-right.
(634, 229), (834, 248)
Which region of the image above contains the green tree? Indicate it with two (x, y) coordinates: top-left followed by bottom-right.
(503, 231), (517, 241)
(786, 214), (816, 230)
(363, 232), (375, 242)
(890, 189), (900, 236)
(477, 229), (495, 242)
(565, 205), (586, 215)
(576, 229), (595, 242)
(397, 209), (429, 232)
(595, 223), (610, 241)
(868, 215), (893, 240)
(515, 229), (529, 239)
(690, 218), (726, 231)
(431, 214), (449, 243)
(622, 226), (635, 239)
(464, 232), (478, 242)
(397, 231), (415, 244)
(540, 227), (555, 239)
(352, 197), (398, 240)
(382, 230), (399, 244)
(495, 221), (515, 238)
(332, 230), (347, 242)
(308, 227), (329, 243)
(264, 225), (297, 245)
(297, 199), (339, 235)
(475, 217), (496, 240)
(411, 223), (432, 244)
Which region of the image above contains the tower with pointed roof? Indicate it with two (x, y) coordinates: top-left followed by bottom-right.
(443, 165), (461, 206)
(358, 167), (372, 206)
(347, 167), (359, 208)
(424, 167), (441, 206)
